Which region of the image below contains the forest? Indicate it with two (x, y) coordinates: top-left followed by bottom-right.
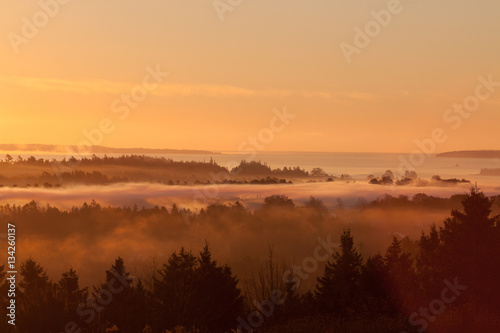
(0, 155), (313, 187)
(0, 188), (499, 332)
(480, 168), (500, 176)
(0, 155), (478, 189)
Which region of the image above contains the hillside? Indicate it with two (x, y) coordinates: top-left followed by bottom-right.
(436, 150), (500, 158)
(0, 144), (218, 155)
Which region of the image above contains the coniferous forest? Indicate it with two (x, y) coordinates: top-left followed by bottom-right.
(5, 0), (500, 331)
(0, 188), (499, 333)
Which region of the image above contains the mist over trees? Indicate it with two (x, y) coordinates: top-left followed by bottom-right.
(0, 188), (499, 332)
(0, 155), (318, 187)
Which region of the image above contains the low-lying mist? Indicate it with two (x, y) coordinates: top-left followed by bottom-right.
(2, 182), (499, 290)
(0, 181), (496, 209)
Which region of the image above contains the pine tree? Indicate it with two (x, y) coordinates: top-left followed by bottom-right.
(154, 248), (198, 330)
(57, 268), (88, 314)
(192, 244), (243, 332)
(154, 245), (244, 332)
(17, 258), (59, 332)
(360, 254), (387, 301)
(315, 229), (363, 314)
(98, 257), (146, 333)
(439, 187), (500, 309)
(417, 225), (443, 297)
(384, 237), (417, 310)
(56, 267), (88, 329)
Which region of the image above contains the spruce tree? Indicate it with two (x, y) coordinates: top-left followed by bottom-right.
(316, 229), (363, 314)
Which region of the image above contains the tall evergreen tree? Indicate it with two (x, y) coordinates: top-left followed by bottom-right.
(154, 246), (244, 332)
(316, 229), (363, 314)
(17, 258), (59, 332)
(98, 257), (147, 333)
(384, 237), (417, 310)
(192, 244), (243, 332)
(359, 254), (389, 312)
(438, 187), (500, 309)
(417, 225), (443, 297)
(154, 248), (198, 330)
(57, 268), (88, 314)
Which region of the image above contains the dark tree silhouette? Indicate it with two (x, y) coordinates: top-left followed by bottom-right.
(316, 229), (363, 314)
(154, 248), (197, 330)
(97, 257), (147, 333)
(383, 237), (417, 311)
(359, 254), (388, 307)
(438, 187), (499, 308)
(154, 246), (243, 332)
(17, 258), (59, 332)
(57, 268), (87, 313)
(191, 244), (243, 332)
(262, 195), (295, 210)
(304, 196), (328, 217)
(310, 168), (328, 177)
(417, 225), (443, 297)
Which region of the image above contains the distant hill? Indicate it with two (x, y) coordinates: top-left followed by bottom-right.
(436, 150), (500, 159)
(0, 144), (219, 155)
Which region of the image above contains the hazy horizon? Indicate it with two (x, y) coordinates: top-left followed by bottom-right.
(1, 143), (500, 155)
(2, 1), (500, 332)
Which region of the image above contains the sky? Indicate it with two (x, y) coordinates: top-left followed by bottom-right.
(1, 0), (499, 153)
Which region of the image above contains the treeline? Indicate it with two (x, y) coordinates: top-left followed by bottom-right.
(366, 193), (474, 209)
(369, 170), (470, 187)
(1, 154), (226, 170)
(1, 189), (500, 332)
(0, 247), (241, 333)
(0, 155), (317, 186)
(2, 154), (310, 178)
(0, 192), (487, 226)
(3, 171), (293, 188)
(4, 155), (311, 178)
(480, 168), (500, 176)
(231, 161), (309, 178)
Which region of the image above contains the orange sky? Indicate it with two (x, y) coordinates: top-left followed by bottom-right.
(1, 0), (499, 153)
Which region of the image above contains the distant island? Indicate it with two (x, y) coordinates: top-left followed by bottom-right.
(0, 144), (218, 155)
(436, 150), (500, 159)
(0, 155), (316, 187)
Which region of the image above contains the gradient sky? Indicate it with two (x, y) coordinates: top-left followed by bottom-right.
(1, 0), (499, 153)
